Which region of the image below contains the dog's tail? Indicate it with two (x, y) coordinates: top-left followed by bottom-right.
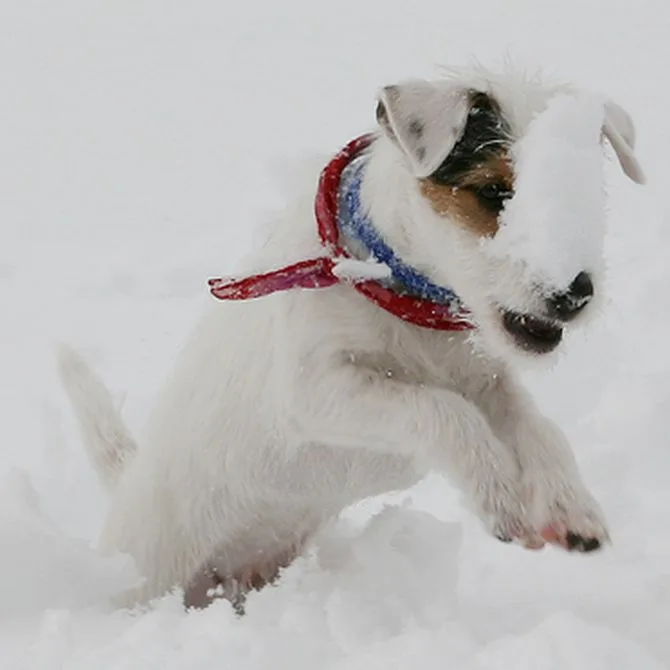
(57, 344), (137, 492)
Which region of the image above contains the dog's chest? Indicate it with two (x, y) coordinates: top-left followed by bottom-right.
(354, 326), (496, 397)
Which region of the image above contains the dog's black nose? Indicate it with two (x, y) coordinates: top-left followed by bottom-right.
(547, 271), (594, 321)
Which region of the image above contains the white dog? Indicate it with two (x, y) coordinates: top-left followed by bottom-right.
(58, 64), (645, 611)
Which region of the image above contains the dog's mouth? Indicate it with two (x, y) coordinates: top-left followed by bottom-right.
(501, 310), (563, 354)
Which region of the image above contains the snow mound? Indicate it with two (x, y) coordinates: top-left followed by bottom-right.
(0, 471), (138, 618)
(465, 612), (666, 670)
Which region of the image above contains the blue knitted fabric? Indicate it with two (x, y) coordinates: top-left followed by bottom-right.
(337, 157), (462, 308)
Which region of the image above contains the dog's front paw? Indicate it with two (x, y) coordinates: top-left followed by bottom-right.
(472, 477), (544, 550)
(524, 474), (610, 553)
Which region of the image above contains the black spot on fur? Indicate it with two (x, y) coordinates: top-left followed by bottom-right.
(429, 91), (510, 186)
(566, 532), (582, 550)
(581, 537), (601, 552)
(376, 100), (388, 125)
(565, 532), (601, 552)
(408, 118), (425, 139)
(416, 146), (426, 161)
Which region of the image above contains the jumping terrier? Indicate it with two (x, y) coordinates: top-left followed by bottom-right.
(58, 64), (645, 610)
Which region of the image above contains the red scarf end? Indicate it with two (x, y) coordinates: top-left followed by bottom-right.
(208, 134), (476, 332)
(209, 257), (340, 301)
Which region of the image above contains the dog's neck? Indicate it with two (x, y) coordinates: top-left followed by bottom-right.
(357, 136), (420, 263)
(338, 135), (463, 308)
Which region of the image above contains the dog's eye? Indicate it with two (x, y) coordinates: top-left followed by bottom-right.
(477, 183), (512, 200)
(474, 183), (513, 212)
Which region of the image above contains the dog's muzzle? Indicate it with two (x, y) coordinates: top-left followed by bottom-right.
(501, 271), (594, 354)
(501, 311), (564, 354)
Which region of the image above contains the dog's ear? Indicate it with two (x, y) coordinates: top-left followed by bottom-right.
(602, 100), (645, 184)
(376, 81), (470, 178)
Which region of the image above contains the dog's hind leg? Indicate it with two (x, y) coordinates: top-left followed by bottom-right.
(184, 540), (305, 612)
(57, 345), (137, 492)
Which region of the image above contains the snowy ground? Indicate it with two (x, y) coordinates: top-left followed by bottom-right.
(2, 1), (670, 668)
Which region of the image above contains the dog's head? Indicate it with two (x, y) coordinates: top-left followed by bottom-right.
(372, 67), (644, 360)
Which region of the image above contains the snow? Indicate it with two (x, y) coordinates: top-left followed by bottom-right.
(490, 92), (607, 291)
(1, 0), (669, 668)
(332, 257), (392, 281)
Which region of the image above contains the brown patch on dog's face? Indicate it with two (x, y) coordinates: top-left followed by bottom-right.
(420, 154), (514, 237)
(419, 91), (515, 238)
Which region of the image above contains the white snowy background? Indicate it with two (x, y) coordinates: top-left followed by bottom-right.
(1, 1), (669, 668)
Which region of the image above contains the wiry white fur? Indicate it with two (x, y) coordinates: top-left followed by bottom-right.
(58, 64), (643, 609)
(58, 348), (136, 492)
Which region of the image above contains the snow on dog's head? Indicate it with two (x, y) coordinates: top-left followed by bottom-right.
(368, 65), (644, 360)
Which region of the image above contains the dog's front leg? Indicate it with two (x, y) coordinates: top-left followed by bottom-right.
(478, 373), (610, 552)
(290, 358), (535, 543)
